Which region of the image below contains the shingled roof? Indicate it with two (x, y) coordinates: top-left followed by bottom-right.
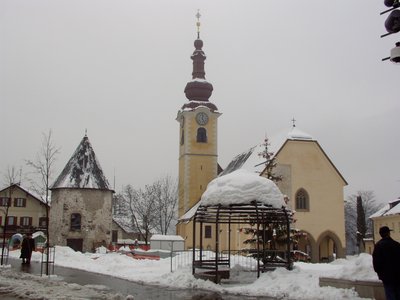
(51, 135), (112, 191)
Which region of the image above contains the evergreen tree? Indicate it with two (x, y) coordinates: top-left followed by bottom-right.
(258, 137), (282, 182)
(356, 195), (367, 253)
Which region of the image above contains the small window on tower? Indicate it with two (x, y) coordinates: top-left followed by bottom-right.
(180, 129), (184, 145)
(197, 127), (207, 143)
(70, 213), (82, 231)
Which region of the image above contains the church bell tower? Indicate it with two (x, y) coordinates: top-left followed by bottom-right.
(176, 13), (221, 229)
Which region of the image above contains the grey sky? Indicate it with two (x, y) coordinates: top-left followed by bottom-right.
(1, 0), (399, 203)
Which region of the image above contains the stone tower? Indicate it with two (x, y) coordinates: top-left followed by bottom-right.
(50, 134), (113, 252)
(176, 15), (221, 240)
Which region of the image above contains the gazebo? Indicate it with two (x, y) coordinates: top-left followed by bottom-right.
(191, 169), (293, 283)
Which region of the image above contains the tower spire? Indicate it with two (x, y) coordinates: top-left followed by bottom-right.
(183, 11), (214, 102)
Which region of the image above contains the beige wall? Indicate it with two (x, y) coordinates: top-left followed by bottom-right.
(49, 188), (112, 252)
(372, 215), (400, 243)
(0, 185), (47, 229)
(274, 140), (347, 261)
(177, 107), (220, 235)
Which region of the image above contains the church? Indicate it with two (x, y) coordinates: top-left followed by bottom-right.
(176, 17), (347, 263)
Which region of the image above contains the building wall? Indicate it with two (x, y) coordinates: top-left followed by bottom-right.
(0, 186), (47, 233)
(372, 215), (400, 243)
(274, 140), (347, 261)
(49, 188), (112, 252)
(177, 107), (220, 243)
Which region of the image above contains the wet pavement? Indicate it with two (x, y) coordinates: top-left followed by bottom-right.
(6, 258), (274, 300)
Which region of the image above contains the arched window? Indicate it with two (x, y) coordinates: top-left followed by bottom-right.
(197, 127), (207, 143)
(70, 213), (81, 231)
(295, 189), (309, 211)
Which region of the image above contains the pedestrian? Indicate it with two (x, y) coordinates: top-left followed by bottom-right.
(372, 226), (400, 300)
(20, 233), (35, 265)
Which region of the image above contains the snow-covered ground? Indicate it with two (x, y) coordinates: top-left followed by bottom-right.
(0, 247), (379, 299)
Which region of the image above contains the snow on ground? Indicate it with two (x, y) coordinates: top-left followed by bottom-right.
(1, 247), (379, 299)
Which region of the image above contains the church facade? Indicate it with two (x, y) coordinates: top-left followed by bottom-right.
(176, 21), (347, 263)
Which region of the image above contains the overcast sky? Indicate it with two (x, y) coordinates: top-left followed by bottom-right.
(1, 0), (399, 203)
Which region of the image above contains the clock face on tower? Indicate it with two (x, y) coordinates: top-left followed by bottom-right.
(196, 112), (209, 125)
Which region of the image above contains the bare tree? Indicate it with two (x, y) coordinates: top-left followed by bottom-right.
(152, 176), (178, 235)
(0, 166), (20, 265)
(26, 130), (59, 275)
(345, 190), (383, 254)
(114, 175), (178, 243)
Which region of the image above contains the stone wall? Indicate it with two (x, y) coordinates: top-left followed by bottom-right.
(49, 188), (112, 252)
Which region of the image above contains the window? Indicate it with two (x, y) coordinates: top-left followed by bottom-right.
(295, 188), (309, 211)
(20, 217), (32, 227)
(14, 198), (26, 207)
(196, 127), (207, 143)
(112, 230), (118, 243)
(0, 197), (11, 207)
(70, 213), (81, 231)
(205, 225), (212, 239)
(39, 217), (47, 227)
(6, 216), (17, 226)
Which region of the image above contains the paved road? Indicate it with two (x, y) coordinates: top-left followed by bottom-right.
(6, 258), (273, 300)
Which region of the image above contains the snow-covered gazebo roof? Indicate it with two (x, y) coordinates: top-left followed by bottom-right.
(193, 169), (291, 225)
(200, 169), (286, 208)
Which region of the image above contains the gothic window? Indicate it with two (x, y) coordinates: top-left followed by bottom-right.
(70, 213), (82, 231)
(197, 127), (207, 143)
(295, 188), (310, 211)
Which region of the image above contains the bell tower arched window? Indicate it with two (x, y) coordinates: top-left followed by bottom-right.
(295, 188), (310, 211)
(197, 127), (207, 143)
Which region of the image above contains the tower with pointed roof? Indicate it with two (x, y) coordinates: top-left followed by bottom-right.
(176, 14), (221, 241)
(50, 135), (113, 252)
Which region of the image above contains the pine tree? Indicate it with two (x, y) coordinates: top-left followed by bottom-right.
(356, 195), (367, 253)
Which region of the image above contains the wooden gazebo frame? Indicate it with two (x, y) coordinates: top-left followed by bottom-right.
(192, 200), (293, 283)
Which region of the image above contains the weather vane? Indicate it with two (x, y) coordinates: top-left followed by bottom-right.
(196, 10), (201, 39)
(291, 118), (296, 127)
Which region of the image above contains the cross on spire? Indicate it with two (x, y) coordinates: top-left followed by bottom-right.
(196, 10), (201, 39)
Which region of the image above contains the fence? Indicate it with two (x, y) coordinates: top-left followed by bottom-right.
(168, 249), (260, 273)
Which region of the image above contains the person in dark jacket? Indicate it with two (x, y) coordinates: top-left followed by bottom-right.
(20, 233), (35, 265)
(372, 226), (400, 300)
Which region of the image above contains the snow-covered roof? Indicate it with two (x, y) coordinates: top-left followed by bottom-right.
(52, 135), (112, 191)
(220, 126), (314, 176)
(150, 235), (184, 241)
(178, 201), (201, 223)
(370, 197), (400, 218)
(200, 169), (285, 208)
(0, 183), (49, 206)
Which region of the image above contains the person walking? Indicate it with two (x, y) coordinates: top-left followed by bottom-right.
(20, 233), (35, 265)
(372, 226), (400, 300)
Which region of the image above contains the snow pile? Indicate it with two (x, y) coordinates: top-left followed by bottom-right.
(4, 247), (380, 300)
(0, 265), (127, 299)
(201, 169), (285, 208)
